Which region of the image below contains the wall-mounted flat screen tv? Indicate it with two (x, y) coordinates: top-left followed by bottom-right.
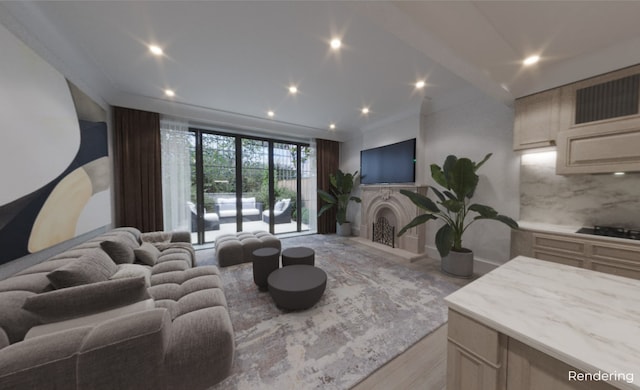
(360, 138), (416, 185)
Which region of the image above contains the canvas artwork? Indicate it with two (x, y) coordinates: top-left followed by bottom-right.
(0, 24), (111, 265)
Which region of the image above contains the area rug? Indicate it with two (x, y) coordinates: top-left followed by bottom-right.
(205, 234), (465, 390)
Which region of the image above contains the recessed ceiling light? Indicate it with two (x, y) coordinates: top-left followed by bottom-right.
(329, 123), (336, 130)
(267, 110), (275, 118)
(523, 55), (540, 66)
(361, 107), (370, 115)
(288, 85), (298, 94)
(164, 89), (175, 97)
(149, 45), (163, 56)
(613, 172), (626, 176)
(415, 80), (426, 89)
(330, 38), (342, 50)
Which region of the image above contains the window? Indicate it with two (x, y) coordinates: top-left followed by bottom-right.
(161, 121), (316, 244)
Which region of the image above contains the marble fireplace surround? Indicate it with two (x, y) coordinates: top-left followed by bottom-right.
(358, 185), (428, 258)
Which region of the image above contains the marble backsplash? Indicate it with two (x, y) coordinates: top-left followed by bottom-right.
(520, 151), (640, 229)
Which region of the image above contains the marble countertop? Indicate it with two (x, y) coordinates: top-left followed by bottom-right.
(518, 220), (640, 246)
(445, 256), (640, 390)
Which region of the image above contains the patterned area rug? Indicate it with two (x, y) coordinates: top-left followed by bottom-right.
(200, 234), (466, 390)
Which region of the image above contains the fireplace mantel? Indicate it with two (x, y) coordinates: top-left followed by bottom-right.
(359, 184), (428, 254)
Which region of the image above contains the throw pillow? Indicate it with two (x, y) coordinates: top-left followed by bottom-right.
(274, 201), (284, 211)
(46, 250), (117, 289)
(100, 238), (135, 264)
(134, 242), (161, 266)
(110, 264), (152, 287)
(22, 276), (150, 323)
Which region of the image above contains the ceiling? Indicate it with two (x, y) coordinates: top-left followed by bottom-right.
(3, 1), (640, 142)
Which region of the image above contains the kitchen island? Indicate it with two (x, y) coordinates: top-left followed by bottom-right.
(445, 256), (640, 390)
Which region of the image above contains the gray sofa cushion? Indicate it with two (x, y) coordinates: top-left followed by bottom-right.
(22, 276), (150, 323)
(0, 328), (8, 350)
(0, 291), (40, 344)
(134, 242), (161, 266)
(110, 264), (152, 287)
(77, 309), (169, 390)
(0, 326), (92, 389)
(100, 238), (136, 264)
(46, 250), (117, 289)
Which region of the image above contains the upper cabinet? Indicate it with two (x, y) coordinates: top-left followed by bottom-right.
(556, 64), (640, 174)
(513, 88), (560, 151)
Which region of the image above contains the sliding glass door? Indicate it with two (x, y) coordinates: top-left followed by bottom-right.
(166, 127), (313, 245)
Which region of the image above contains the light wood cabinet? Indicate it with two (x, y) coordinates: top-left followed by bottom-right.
(506, 339), (616, 390)
(556, 64), (640, 174)
(513, 89), (561, 151)
(511, 229), (640, 280)
(447, 310), (507, 390)
(448, 310), (617, 390)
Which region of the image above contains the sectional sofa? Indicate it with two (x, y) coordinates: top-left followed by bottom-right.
(0, 227), (234, 389)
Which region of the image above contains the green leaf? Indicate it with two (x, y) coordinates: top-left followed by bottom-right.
(435, 224), (455, 257)
(468, 203), (498, 218)
(430, 187), (446, 202)
(317, 203), (334, 217)
(441, 199), (463, 213)
(430, 164), (447, 188)
(397, 213), (437, 236)
(317, 189), (336, 204)
(350, 196), (362, 203)
(442, 155), (458, 186)
(474, 153), (492, 172)
(443, 190), (457, 200)
(399, 189), (439, 212)
(450, 158), (478, 200)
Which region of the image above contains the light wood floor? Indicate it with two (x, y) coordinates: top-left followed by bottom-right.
(352, 324), (448, 390)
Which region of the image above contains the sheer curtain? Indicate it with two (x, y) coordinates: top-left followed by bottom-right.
(160, 118), (192, 232)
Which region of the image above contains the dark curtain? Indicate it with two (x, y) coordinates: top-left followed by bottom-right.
(113, 107), (163, 232)
(316, 139), (339, 234)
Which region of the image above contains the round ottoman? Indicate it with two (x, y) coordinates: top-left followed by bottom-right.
(281, 247), (315, 266)
(267, 265), (326, 310)
(252, 247), (280, 291)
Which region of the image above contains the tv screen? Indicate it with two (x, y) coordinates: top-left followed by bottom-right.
(360, 139), (416, 184)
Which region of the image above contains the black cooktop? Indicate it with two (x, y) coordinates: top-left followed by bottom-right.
(576, 225), (640, 240)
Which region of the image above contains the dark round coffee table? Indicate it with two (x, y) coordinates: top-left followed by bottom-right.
(267, 265), (326, 310)
(281, 247), (315, 266)
(252, 247), (280, 291)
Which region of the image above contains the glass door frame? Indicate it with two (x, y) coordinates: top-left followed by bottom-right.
(190, 127), (310, 244)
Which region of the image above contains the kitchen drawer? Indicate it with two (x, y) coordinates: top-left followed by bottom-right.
(532, 233), (585, 255)
(591, 259), (640, 279)
(591, 242), (640, 262)
(533, 250), (586, 268)
(448, 309), (505, 365)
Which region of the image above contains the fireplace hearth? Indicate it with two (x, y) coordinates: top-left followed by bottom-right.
(372, 216), (395, 248)
(359, 184), (428, 254)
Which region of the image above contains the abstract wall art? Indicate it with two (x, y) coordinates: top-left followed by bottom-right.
(0, 23), (112, 265)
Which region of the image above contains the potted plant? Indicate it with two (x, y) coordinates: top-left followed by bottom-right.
(317, 169), (362, 236)
(398, 153), (518, 278)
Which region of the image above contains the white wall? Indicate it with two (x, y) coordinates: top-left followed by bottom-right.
(341, 87), (519, 269)
(421, 86), (519, 268)
(340, 109), (424, 232)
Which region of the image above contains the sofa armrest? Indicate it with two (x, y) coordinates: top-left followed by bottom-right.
(164, 306), (234, 389)
(77, 309), (170, 390)
(256, 202), (264, 213)
(0, 326), (92, 389)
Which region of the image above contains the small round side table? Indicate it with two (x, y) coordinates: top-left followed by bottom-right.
(281, 247), (315, 266)
(252, 247), (280, 291)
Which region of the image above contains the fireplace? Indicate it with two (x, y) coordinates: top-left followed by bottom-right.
(359, 185), (428, 254)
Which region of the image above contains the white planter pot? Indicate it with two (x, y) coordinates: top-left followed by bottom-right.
(441, 249), (474, 278)
(336, 222), (352, 236)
